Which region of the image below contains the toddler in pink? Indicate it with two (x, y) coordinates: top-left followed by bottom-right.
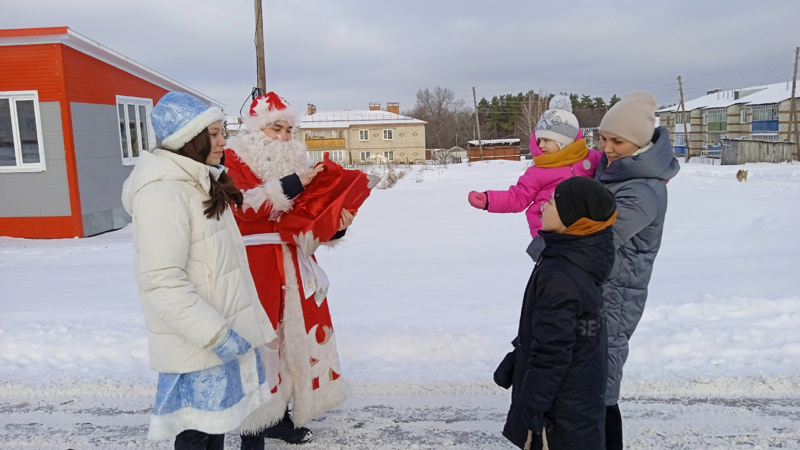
(468, 95), (602, 260)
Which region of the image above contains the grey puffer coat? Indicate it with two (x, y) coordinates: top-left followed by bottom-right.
(595, 127), (680, 406)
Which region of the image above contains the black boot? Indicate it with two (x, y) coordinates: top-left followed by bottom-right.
(605, 404), (623, 450)
(263, 408), (313, 444)
(174, 429), (224, 450)
(240, 429), (265, 450)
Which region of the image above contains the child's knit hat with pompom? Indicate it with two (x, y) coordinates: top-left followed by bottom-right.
(536, 94), (580, 149)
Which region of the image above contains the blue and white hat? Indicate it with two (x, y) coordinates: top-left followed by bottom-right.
(151, 91), (224, 150)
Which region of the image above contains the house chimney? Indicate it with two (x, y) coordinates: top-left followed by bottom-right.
(387, 102), (400, 114)
(369, 102), (381, 111)
(734, 91), (739, 100)
(307, 104), (316, 115)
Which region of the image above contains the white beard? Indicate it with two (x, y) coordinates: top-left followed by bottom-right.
(228, 132), (313, 182)
(227, 132), (313, 219)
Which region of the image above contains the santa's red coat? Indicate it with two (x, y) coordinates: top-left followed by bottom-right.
(224, 148), (345, 428)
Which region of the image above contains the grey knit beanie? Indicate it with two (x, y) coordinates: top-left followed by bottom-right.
(536, 108), (580, 149)
(599, 91), (657, 148)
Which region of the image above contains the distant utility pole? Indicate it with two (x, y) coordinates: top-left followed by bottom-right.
(472, 86), (484, 161)
(790, 46), (799, 159)
(254, 0), (266, 92)
(678, 76), (690, 163)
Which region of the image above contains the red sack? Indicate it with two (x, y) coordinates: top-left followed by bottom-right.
(277, 152), (378, 256)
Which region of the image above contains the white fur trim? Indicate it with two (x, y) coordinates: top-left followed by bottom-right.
(241, 179), (294, 220)
(162, 107), (224, 150)
(238, 344), (292, 432)
(276, 244), (346, 427)
(322, 235), (346, 249)
(147, 349), (272, 440)
(241, 106), (300, 132)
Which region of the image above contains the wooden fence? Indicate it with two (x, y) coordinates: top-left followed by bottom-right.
(719, 139), (796, 165)
(468, 146), (521, 162)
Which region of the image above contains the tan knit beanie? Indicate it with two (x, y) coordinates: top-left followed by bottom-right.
(599, 91), (657, 148)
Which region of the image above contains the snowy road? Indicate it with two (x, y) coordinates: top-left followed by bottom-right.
(3, 161), (800, 448)
(1, 381), (798, 449)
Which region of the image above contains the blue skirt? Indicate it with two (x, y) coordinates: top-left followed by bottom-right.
(148, 347), (271, 440)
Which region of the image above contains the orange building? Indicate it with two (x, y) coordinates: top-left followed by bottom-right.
(0, 27), (222, 238)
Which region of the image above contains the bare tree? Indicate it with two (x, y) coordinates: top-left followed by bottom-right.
(515, 90), (549, 151)
(406, 87), (471, 150)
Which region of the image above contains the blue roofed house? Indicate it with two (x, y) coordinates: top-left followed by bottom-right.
(657, 82), (800, 158)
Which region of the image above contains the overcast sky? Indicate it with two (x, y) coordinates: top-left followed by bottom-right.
(4, 0), (800, 115)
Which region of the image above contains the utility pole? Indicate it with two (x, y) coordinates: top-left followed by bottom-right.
(790, 46), (799, 159)
(254, 0), (266, 93)
(472, 86), (484, 161)
(678, 76), (690, 163)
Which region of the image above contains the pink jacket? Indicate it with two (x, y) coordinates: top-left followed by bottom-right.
(486, 131), (602, 238)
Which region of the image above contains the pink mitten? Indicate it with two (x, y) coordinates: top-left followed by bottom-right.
(468, 191), (488, 210)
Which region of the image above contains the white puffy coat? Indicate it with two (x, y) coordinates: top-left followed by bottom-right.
(122, 149), (276, 373)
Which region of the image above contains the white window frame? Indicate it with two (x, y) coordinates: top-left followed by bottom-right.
(308, 150), (325, 163)
(360, 151), (371, 161)
(309, 150), (345, 163)
(384, 150), (394, 161)
(674, 133), (686, 146)
(752, 104), (779, 121)
(675, 112), (684, 124)
(0, 91), (46, 173)
(383, 129), (393, 140)
(359, 129), (369, 141)
(116, 96), (155, 166)
(740, 110), (747, 123)
(329, 150), (344, 162)
(704, 108), (726, 124)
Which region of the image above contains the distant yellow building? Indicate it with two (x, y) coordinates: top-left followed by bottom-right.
(297, 102), (427, 165)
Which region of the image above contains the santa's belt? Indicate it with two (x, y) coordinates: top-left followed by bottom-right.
(241, 233), (329, 306)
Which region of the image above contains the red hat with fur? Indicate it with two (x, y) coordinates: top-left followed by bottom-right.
(242, 91), (299, 131)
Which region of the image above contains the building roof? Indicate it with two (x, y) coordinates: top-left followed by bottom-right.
(658, 81), (799, 113)
(0, 27), (223, 108)
(467, 138), (520, 146)
(574, 108), (606, 128)
(300, 109), (426, 129)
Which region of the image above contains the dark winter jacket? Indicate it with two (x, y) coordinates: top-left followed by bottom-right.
(595, 126), (680, 406)
(501, 228), (615, 450)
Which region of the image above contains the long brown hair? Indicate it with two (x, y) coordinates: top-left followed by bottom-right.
(173, 129), (244, 219)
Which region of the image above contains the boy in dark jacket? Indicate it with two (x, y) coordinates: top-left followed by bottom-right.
(495, 176), (617, 450)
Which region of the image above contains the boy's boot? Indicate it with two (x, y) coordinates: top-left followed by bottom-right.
(605, 404), (623, 450)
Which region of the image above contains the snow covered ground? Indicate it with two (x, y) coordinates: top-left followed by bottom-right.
(1, 158), (799, 448)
